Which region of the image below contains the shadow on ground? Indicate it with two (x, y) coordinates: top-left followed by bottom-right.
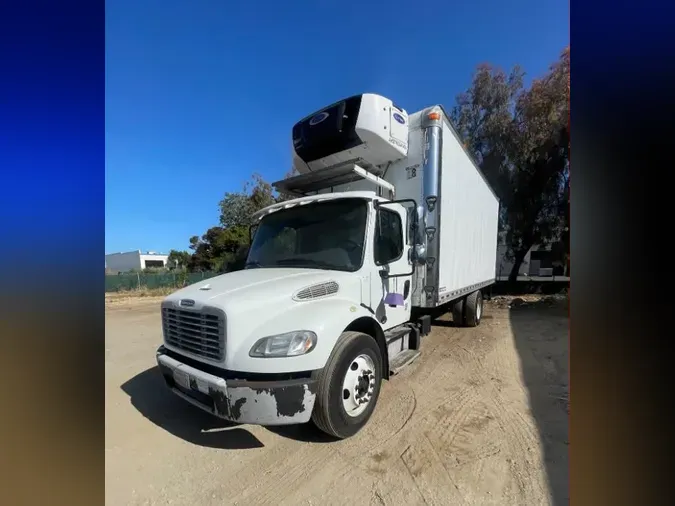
(264, 423), (336, 443)
(121, 367), (336, 448)
(430, 319), (457, 328)
(415, 306), (459, 328)
(509, 301), (569, 505)
(121, 367), (265, 450)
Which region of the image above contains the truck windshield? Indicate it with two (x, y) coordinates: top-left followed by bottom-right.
(246, 198), (368, 272)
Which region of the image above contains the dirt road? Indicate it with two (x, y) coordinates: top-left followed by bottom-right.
(105, 297), (568, 506)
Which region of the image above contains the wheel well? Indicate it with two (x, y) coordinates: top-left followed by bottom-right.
(344, 317), (389, 379)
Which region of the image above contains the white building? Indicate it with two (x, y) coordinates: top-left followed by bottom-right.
(105, 250), (169, 273)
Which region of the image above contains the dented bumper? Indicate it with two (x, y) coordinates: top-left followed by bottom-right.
(156, 347), (318, 425)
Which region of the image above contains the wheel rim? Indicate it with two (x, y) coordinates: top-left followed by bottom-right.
(476, 295), (482, 320)
(341, 354), (376, 417)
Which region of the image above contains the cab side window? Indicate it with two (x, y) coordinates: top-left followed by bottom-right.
(374, 208), (403, 265)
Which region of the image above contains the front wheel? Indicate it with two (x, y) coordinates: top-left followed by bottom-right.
(311, 331), (383, 439)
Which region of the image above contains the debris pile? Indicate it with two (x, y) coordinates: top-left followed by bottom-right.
(488, 294), (567, 309)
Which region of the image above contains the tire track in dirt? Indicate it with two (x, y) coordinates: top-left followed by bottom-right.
(275, 456), (371, 506)
(226, 443), (343, 505)
(334, 383), (418, 460)
(410, 315), (499, 424)
(460, 313), (552, 503)
(402, 329), (484, 421)
(324, 320), (494, 503)
(403, 307), (545, 504)
(407, 324), (465, 384)
(418, 359), (506, 501)
(400, 434), (467, 505)
(489, 387), (552, 501)
(429, 398), (502, 468)
(372, 311), (506, 504)
(336, 321), (479, 476)
(232, 382), (420, 504)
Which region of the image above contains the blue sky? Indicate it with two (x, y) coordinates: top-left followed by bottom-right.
(105, 0), (569, 255)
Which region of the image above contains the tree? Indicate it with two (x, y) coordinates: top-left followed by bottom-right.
(167, 249), (191, 270)
(209, 171), (298, 271)
(186, 225), (250, 273)
(182, 172), (292, 273)
(452, 47), (570, 281)
(218, 172), (287, 229)
(550, 169), (570, 274)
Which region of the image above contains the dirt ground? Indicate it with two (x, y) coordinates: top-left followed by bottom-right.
(105, 296), (568, 506)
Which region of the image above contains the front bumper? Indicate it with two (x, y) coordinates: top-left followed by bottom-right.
(156, 347), (318, 425)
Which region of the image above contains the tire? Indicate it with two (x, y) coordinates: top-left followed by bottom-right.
(464, 290), (483, 327)
(452, 297), (465, 327)
(311, 331), (383, 439)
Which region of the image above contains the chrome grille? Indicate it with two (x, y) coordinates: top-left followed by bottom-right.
(162, 306), (225, 361)
(294, 281), (339, 301)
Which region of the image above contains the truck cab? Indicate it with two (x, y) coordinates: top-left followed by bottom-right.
(157, 189), (427, 438)
(248, 191), (419, 330)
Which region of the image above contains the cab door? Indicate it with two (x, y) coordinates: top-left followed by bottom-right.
(371, 202), (414, 330)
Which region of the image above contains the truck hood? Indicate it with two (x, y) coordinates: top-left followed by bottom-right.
(164, 268), (358, 307)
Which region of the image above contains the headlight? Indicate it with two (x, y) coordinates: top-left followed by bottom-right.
(249, 330), (317, 358)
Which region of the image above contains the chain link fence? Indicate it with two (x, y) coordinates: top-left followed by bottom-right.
(105, 271), (220, 292)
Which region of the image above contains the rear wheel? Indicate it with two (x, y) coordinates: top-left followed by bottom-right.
(464, 290), (483, 327)
(312, 331), (383, 439)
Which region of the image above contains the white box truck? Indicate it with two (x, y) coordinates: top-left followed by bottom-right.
(156, 93), (499, 438)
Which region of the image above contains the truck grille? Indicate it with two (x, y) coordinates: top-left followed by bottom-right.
(162, 306), (225, 361)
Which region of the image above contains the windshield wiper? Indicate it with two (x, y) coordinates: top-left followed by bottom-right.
(244, 260), (263, 269)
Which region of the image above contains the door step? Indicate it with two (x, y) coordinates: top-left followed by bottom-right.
(389, 349), (421, 375)
(384, 327), (410, 345)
